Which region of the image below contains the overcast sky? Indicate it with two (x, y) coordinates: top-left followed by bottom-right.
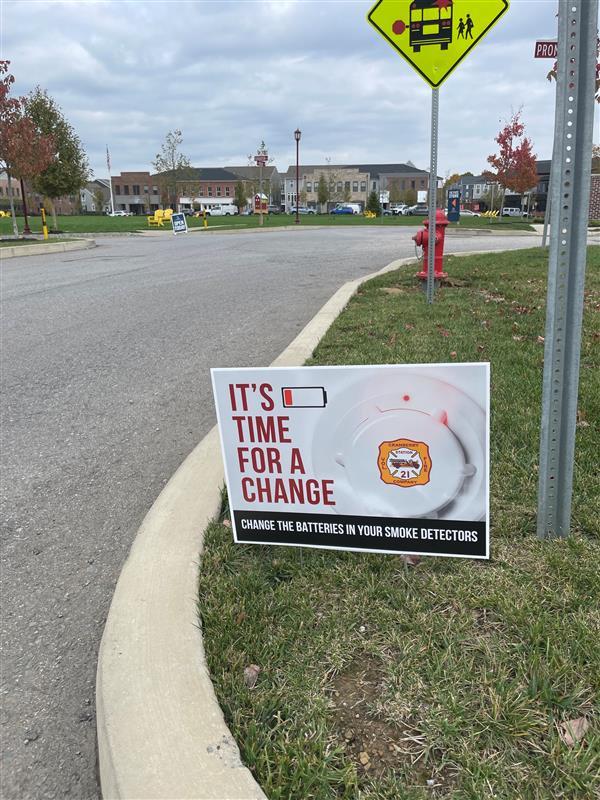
(3, 0), (597, 179)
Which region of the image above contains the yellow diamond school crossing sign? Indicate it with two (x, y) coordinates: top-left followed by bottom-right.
(368, 0), (510, 88)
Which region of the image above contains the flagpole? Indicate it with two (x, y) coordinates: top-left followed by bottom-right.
(106, 146), (115, 215)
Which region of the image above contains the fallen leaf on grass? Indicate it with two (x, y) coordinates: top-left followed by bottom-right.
(401, 554), (421, 567)
(235, 611), (247, 626)
(404, 323), (415, 331)
(576, 409), (590, 428)
(222, 518), (231, 528)
(537, 336), (545, 344)
(477, 344), (485, 352)
(558, 717), (590, 747)
(243, 664), (261, 689)
(513, 335), (524, 341)
(381, 287), (404, 295)
(449, 351), (457, 359)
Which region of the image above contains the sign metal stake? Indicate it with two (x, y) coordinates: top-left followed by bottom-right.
(537, 0), (597, 539)
(426, 88), (439, 305)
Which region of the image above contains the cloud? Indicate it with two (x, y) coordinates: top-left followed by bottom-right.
(3, 0), (590, 179)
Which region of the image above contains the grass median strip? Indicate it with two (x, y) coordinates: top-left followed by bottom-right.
(198, 247), (599, 799)
(0, 213), (534, 236)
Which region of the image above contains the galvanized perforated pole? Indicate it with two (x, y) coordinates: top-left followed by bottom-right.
(426, 88), (439, 304)
(537, 0), (598, 539)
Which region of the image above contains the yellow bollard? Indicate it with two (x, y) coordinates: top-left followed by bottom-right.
(203, 209), (208, 229)
(41, 207), (49, 240)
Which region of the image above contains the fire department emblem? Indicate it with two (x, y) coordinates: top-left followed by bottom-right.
(378, 438), (432, 487)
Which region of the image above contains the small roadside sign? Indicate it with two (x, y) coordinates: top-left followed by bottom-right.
(534, 40), (557, 59)
(447, 189), (461, 222)
(171, 212), (187, 235)
(367, 0), (510, 88)
(212, 363), (490, 560)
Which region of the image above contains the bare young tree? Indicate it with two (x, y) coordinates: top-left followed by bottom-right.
(152, 129), (191, 208)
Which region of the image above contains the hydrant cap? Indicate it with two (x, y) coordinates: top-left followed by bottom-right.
(424, 209), (449, 228)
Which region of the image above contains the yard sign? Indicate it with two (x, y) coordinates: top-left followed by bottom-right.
(212, 364), (490, 560)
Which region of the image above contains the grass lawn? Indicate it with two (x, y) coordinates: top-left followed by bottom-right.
(198, 247), (600, 800)
(0, 213), (534, 236)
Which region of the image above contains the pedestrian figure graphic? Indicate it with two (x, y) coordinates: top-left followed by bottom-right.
(457, 17), (465, 38)
(465, 13), (474, 39)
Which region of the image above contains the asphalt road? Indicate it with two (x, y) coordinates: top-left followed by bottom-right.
(0, 226), (541, 799)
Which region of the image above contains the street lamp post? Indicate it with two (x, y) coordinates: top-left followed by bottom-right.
(294, 128), (301, 225)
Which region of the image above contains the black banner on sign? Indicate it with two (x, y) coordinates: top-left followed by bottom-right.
(233, 510), (488, 559)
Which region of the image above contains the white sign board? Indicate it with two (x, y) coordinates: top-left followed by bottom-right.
(171, 212), (188, 234)
(212, 363), (490, 559)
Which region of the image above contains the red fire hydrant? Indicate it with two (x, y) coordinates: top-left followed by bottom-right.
(414, 209), (449, 280)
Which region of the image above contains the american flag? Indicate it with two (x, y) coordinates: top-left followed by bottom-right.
(106, 146), (111, 173)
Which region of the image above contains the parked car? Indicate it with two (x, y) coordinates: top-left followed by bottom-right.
(290, 206), (316, 215)
(267, 205), (282, 214)
(382, 208), (393, 216)
(407, 204), (429, 216)
(459, 209), (481, 217)
(501, 207), (527, 217)
(106, 210), (132, 217)
(390, 204), (407, 215)
(329, 205), (354, 215)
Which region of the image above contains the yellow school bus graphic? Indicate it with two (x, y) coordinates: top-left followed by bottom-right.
(378, 438), (432, 488)
(409, 0), (453, 52)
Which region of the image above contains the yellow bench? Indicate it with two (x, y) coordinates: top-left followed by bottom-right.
(147, 209), (174, 227)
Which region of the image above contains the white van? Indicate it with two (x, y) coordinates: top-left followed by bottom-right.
(333, 203), (362, 215)
(205, 204), (238, 216)
(501, 207), (526, 217)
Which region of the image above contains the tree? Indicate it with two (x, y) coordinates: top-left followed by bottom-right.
(25, 87), (88, 231)
(388, 179), (402, 204)
(93, 187), (105, 214)
(400, 188), (417, 206)
(0, 63), (55, 235)
(152, 129), (191, 208)
(484, 111), (538, 212)
(366, 190), (381, 215)
(317, 173), (329, 212)
(234, 180), (247, 212)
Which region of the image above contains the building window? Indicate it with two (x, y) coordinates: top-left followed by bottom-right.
(208, 187), (212, 196)
(124, 185), (129, 194)
(133, 184), (140, 195)
(337, 182), (342, 192)
(372, 181), (376, 190)
(143, 185), (149, 193)
(344, 182), (350, 192)
(225, 186), (230, 196)
(152, 185), (158, 194)
(306, 182), (312, 193)
(352, 181), (358, 192)
(401, 179), (406, 189)
(411, 180), (415, 189)
(360, 181), (366, 192)
(216, 186), (221, 196)
(115, 185), (121, 195)
(420, 179), (425, 188)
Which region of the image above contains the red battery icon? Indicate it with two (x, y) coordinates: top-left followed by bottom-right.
(281, 386), (327, 408)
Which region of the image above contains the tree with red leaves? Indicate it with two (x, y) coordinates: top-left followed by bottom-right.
(484, 111), (538, 214)
(0, 61), (55, 236)
(0, 60), (23, 236)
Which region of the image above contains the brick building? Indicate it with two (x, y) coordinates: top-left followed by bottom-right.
(588, 174), (600, 220)
(176, 168), (241, 211)
(110, 172), (159, 214)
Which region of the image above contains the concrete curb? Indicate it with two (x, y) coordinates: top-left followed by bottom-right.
(0, 238), (96, 258)
(96, 248), (505, 799)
